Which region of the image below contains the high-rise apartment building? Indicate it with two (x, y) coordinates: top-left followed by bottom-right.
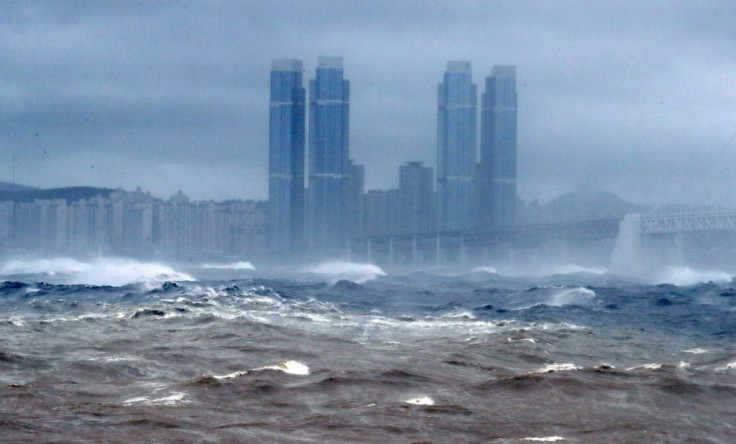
(479, 65), (517, 228)
(437, 61), (477, 231)
(308, 56), (350, 255)
(399, 161), (434, 234)
(268, 59), (306, 254)
(364, 189), (401, 236)
(346, 159), (365, 238)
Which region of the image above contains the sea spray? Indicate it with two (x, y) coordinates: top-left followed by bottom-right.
(653, 266), (731, 286)
(0, 257), (194, 286)
(306, 261), (386, 284)
(200, 261), (256, 270)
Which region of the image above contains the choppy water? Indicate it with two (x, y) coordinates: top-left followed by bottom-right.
(1, 259), (736, 442)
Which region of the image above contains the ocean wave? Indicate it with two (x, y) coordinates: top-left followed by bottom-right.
(547, 287), (596, 307)
(305, 261), (386, 284)
(214, 360), (310, 380)
(0, 257), (195, 286)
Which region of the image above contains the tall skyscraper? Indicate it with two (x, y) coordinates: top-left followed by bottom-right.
(399, 161), (434, 234)
(268, 59), (306, 254)
(479, 65), (517, 228)
(308, 56), (350, 255)
(437, 61), (477, 231)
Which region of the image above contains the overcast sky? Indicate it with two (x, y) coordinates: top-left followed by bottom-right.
(2, 1), (735, 205)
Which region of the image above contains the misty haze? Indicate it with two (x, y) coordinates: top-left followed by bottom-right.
(1, 1), (735, 442)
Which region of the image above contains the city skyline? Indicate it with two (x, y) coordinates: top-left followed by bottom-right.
(2, 2), (735, 207)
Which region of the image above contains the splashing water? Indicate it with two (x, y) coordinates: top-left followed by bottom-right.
(653, 266), (732, 286)
(0, 257), (195, 286)
(306, 261), (386, 284)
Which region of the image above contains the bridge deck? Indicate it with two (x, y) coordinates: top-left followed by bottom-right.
(640, 212), (736, 234)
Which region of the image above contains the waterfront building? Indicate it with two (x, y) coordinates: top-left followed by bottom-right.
(437, 61), (477, 231)
(479, 65), (518, 228)
(268, 59), (306, 254)
(307, 56), (350, 255)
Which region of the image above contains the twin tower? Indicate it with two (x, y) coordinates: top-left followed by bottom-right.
(269, 57), (517, 257)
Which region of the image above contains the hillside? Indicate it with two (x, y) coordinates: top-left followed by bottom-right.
(0, 181), (38, 193)
(519, 190), (649, 224)
(0, 186), (116, 203)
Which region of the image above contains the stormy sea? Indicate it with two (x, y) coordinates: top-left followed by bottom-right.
(1, 258), (735, 443)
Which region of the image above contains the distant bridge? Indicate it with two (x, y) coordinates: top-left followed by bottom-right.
(349, 211), (736, 269)
(349, 219), (621, 267)
(640, 212), (736, 234)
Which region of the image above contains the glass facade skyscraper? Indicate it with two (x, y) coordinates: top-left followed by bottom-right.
(479, 65), (517, 228)
(268, 59), (306, 254)
(307, 56), (350, 255)
(437, 61), (477, 231)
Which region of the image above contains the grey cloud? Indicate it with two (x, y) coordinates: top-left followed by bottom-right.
(1, 0), (735, 205)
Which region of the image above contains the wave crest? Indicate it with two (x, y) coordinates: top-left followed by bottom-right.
(306, 261), (386, 284)
(0, 257), (194, 286)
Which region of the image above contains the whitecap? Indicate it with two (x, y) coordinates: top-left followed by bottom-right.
(215, 360), (310, 379)
(123, 392), (190, 406)
(214, 370), (249, 380)
(678, 361), (691, 369)
(626, 363), (663, 371)
(0, 257), (195, 286)
(535, 363), (581, 373)
(547, 287), (596, 307)
(306, 261), (386, 284)
(404, 396), (434, 406)
(522, 437), (566, 442)
(257, 360), (310, 375)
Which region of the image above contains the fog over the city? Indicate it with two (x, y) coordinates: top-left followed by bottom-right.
(2, 1), (735, 205)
